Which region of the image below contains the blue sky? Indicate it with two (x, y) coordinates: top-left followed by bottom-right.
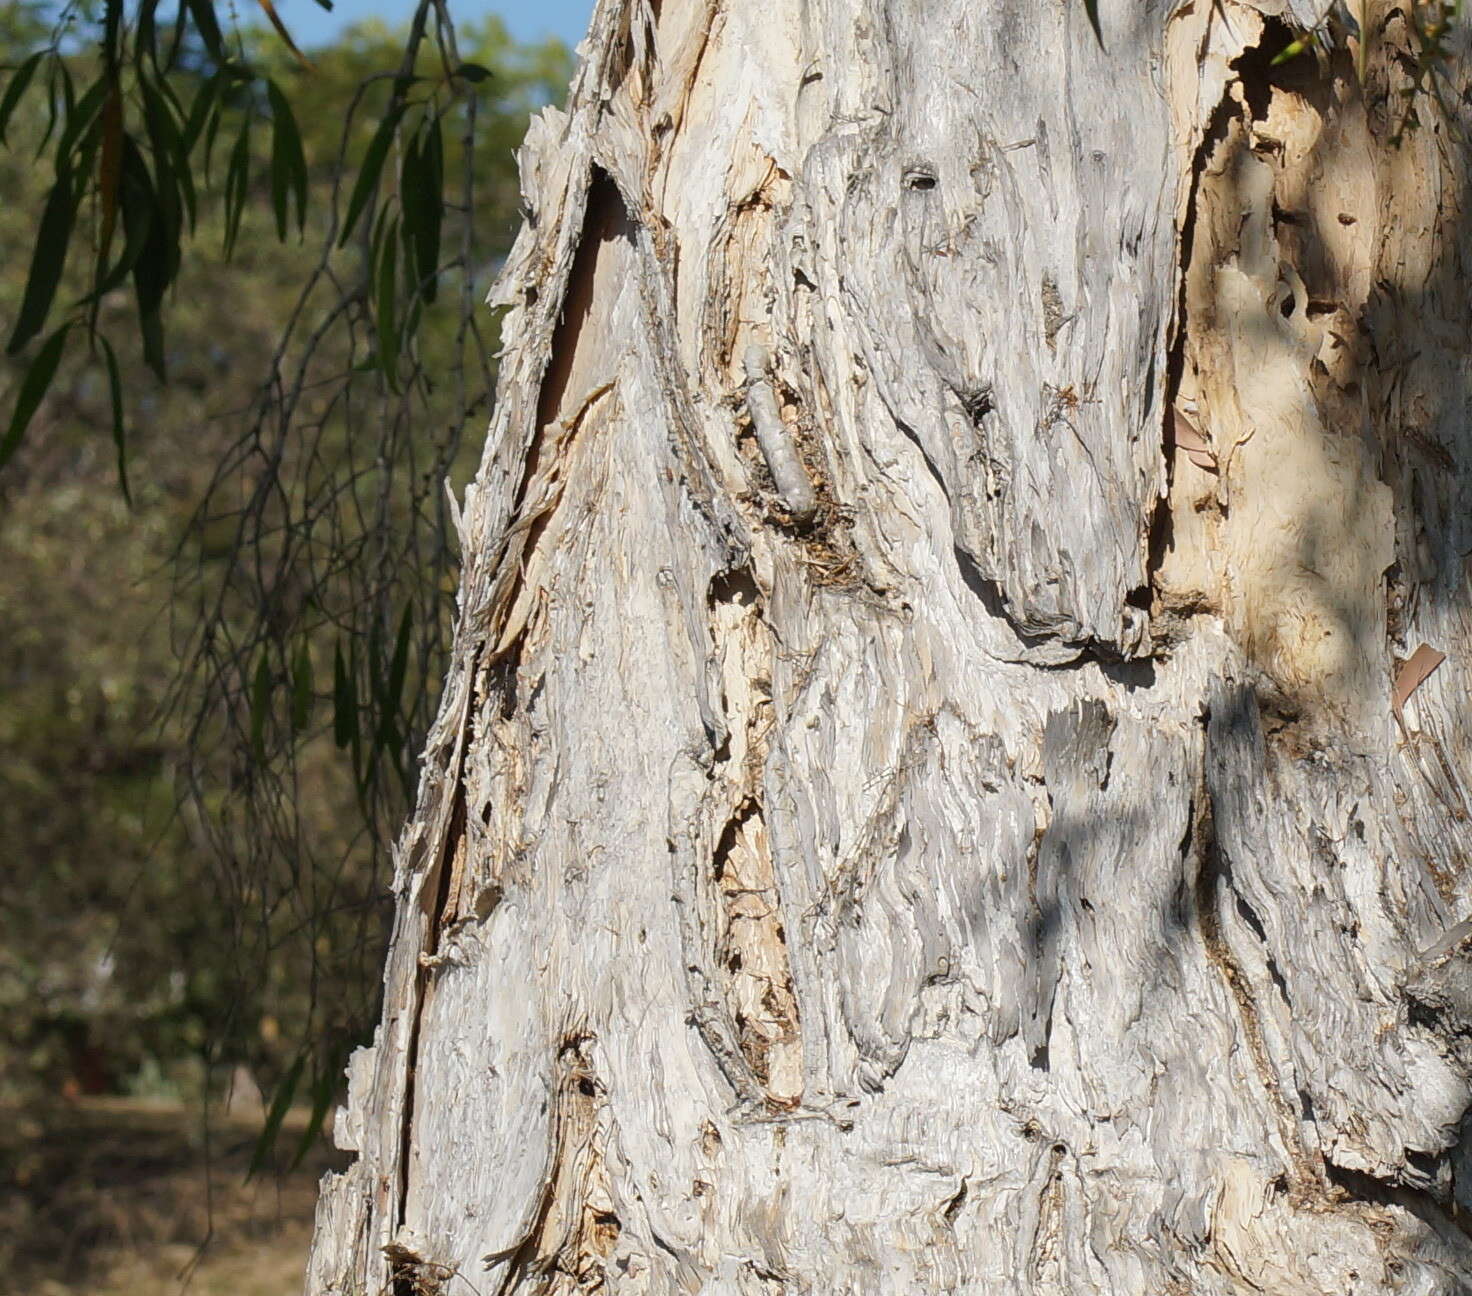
(280, 0), (594, 52)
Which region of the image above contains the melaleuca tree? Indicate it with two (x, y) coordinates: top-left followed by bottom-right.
(304, 0), (1472, 1292)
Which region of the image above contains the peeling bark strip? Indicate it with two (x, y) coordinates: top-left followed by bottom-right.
(309, 0), (1472, 1291)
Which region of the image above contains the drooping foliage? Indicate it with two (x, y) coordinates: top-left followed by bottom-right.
(0, 2), (571, 1146)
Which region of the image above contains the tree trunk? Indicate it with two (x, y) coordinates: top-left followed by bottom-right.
(306, 0), (1472, 1290)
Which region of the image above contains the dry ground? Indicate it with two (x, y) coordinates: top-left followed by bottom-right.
(1, 1097), (348, 1296)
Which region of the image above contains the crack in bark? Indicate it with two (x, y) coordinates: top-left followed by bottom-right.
(1150, 29), (1247, 629)
(390, 685), (478, 1290)
(704, 565), (803, 1108)
(1324, 1160), (1472, 1247)
(1195, 694), (1323, 1198)
(384, 159), (637, 1296)
(492, 1037), (622, 1296)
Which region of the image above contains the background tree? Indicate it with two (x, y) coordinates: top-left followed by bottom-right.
(0, 2), (570, 1120)
(1, 6), (583, 1288)
(305, 0), (1472, 1292)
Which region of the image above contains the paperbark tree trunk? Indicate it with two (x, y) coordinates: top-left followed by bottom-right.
(307, 0), (1472, 1290)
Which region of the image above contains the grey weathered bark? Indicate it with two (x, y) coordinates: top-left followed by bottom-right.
(307, 0), (1472, 1290)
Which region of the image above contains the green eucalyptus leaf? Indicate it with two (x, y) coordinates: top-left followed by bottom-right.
(97, 334), (131, 506)
(250, 653), (272, 765)
(338, 104), (403, 248)
(55, 74), (107, 166)
(88, 135), (157, 299)
(129, 161), (173, 383)
(402, 114), (442, 303)
(0, 50), (47, 145)
(333, 639), (358, 749)
(182, 67), (224, 156)
(375, 214), (401, 388)
(267, 79), (308, 238)
(37, 55), (72, 157)
(292, 638), (314, 731)
(291, 1059), (340, 1168)
(386, 603), (412, 717)
(140, 71), (192, 238)
(1, 322), (72, 471)
(223, 111), (252, 259)
(138, 310), (165, 380)
(102, 0), (123, 68)
(249, 1054), (304, 1177)
(185, 0), (226, 61)
(137, 0), (161, 69)
(7, 164), (78, 355)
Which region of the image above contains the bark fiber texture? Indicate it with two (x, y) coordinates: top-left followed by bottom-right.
(308, 0), (1472, 1291)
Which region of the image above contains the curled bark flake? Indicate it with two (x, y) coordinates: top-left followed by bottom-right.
(743, 343), (818, 525)
(1393, 643), (1447, 728)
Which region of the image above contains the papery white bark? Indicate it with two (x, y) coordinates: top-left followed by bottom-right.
(309, 2), (1472, 1291)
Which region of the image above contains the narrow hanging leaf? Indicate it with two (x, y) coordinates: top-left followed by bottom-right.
(148, 58), (188, 121)
(102, 0), (124, 75)
(268, 127), (289, 239)
(37, 54), (73, 158)
(0, 50), (47, 145)
(223, 112), (252, 259)
(1, 322), (72, 471)
(165, 0), (189, 72)
(255, 0), (314, 70)
(68, 128), (104, 240)
(291, 1059), (340, 1169)
(7, 165), (77, 355)
(55, 74), (108, 166)
(386, 603), (412, 717)
(202, 88), (227, 182)
(184, 0), (225, 61)
(249, 1054), (305, 1177)
(381, 602), (413, 773)
(140, 69), (194, 232)
(402, 114), (443, 303)
(249, 653), (272, 764)
(137, 310), (165, 381)
(375, 214), (401, 388)
(360, 618), (382, 792)
(88, 136), (157, 301)
(401, 298), (422, 355)
(136, 0), (161, 69)
(332, 638), (358, 748)
(366, 610), (383, 696)
(401, 129), (422, 261)
(182, 66), (223, 155)
(97, 334), (131, 505)
(291, 638), (314, 731)
(131, 182), (173, 381)
(97, 78), (125, 279)
(266, 80), (309, 238)
(338, 104), (403, 248)
(424, 110), (443, 277)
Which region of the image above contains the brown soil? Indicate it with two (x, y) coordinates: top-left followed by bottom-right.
(0, 1097), (349, 1296)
